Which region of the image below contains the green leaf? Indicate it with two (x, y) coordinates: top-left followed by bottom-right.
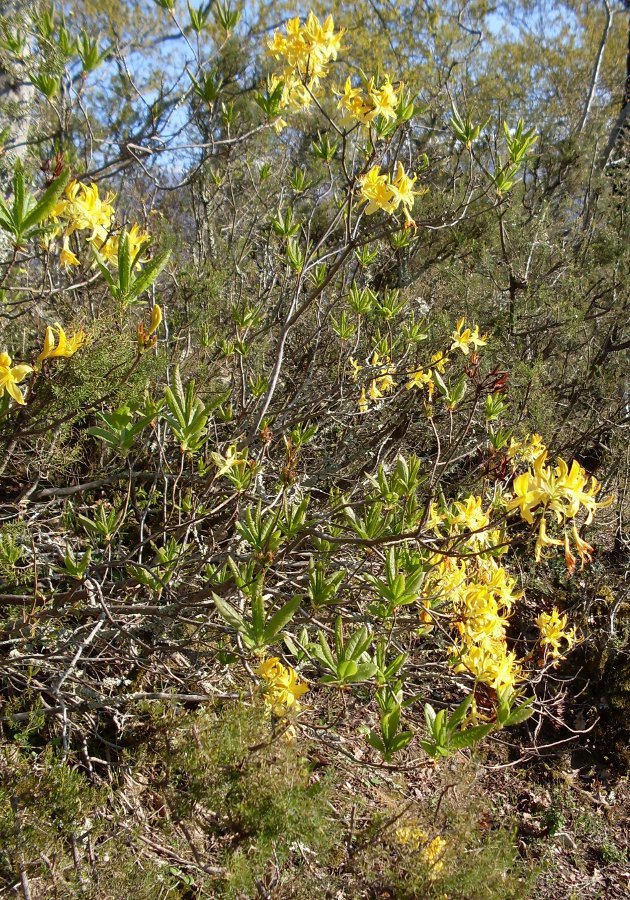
(21, 167), (70, 234)
(127, 248), (171, 303)
(448, 694), (473, 732)
(448, 724), (494, 750)
(212, 593), (244, 630)
(263, 595), (301, 642)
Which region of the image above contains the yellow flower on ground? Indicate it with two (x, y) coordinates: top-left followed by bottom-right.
(395, 825), (446, 877)
(257, 657), (308, 716)
(536, 608), (575, 660)
(37, 324), (87, 364)
(0, 352), (32, 405)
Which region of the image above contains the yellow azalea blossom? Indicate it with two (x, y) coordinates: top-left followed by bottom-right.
(0, 352), (32, 405)
(56, 179), (116, 242)
(431, 351), (449, 373)
(358, 163), (421, 223)
(450, 317), (488, 355)
(449, 495), (490, 533)
(454, 641), (520, 692)
(508, 470), (545, 524)
(336, 74), (402, 127)
(368, 75), (399, 120)
(257, 657), (308, 716)
(99, 222), (151, 268)
(507, 432), (546, 465)
(357, 386), (369, 413)
(359, 165), (397, 215)
(367, 379), (383, 401)
(348, 356), (362, 380)
(405, 367), (433, 391)
(60, 235), (80, 268)
(267, 12), (343, 110)
(376, 373), (396, 393)
(37, 323), (87, 364)
(534, 515), (562, 562)
(395, 825), (446, 877)
(509, 451), (611, 530)
(148, 304), (162, 336)
(536, 608), (575, 660)
(571, 523), (594, 567)
(389, 161), (421, 226)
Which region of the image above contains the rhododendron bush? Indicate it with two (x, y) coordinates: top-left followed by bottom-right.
(0, 1), (628, 896)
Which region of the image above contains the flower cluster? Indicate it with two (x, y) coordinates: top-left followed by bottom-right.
(356, 350), (397, 411)
(50, 179), (150, 269)
(267, 12), (344, 111)
(358, 162), (421, 227)
(536, 608), (575, 660)
(395, 824), (447, 877)
(508, 447), (611, 563)
(405, 351), (449, 397)
(336, 74), (402, 127)
(421, 496), (523, 692)
(257, 657), (309, 717)
(506, 432), (545, 466)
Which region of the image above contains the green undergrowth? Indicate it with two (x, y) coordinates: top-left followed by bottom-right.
(0, 699), (537, 899)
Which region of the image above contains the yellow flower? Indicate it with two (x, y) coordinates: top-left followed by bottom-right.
(395, 825), (446, 877)
(267, 12), (343, 111)
(367, 379), (383, 401)
(348, 356), (362, 380)
(60, 235), (80, 268)
(431, 351), (449, 373)
(99, 223), (151, 268)
(357, 387), (369, 413)
(389, 162), (421, 223)
(450, 495), (489, 533)
(450, 318), (488, 355)
(60, 180), (116, 241)
(258, 657), (308, 716)
(534, 515), (563, 561)
(508, 471), (545, 524)
(359, 165), (396, 215)
(336, 74), (402, 127)
(37, 323), (87, 364)
(0, 352), (32, 405)
(405, 367), (433, 391)
(454, 641), (520, 692)
(148, 304), (162, 336)
(536, 608), (575, 660)
(571, 523), (594, 568)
